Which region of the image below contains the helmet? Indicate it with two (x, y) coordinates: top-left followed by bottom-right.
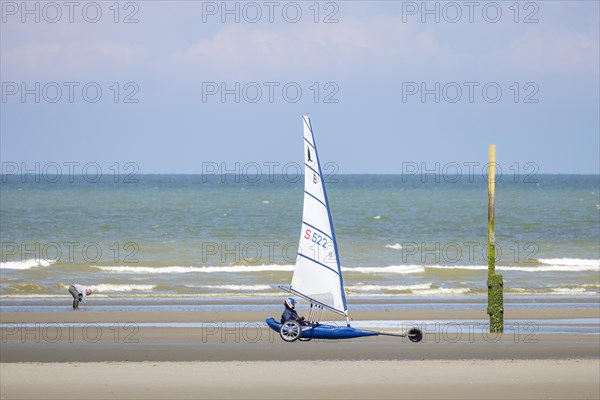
(285, 297), (296, 309)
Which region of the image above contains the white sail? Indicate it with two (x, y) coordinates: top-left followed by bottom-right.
(289, 115), (348, 316)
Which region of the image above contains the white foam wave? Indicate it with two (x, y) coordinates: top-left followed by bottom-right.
(88, 284), (157, 292)
(347, 283), (432, 292)
(187, 284), (272, 291)
(499, 265), (600, 272)
(342, 265), (425, 274)
(426, 264), (600, 272)
(97, 265), (425, 275)
(426, 265), (487, 271)
(347, 285), (471, 295)
(95, 265), (294, 274)
(0, 259), (54, 270)
(539, 258), (600, 268)
(385, 243), (403, 250)
(550, 288), (590, 295)
(412, 288), (471, 295)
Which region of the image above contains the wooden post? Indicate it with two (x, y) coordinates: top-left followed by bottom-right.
(487, 144), (504, 333)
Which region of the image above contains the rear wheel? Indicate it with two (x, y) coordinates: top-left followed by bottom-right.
(408, 327), (423, 343)
(280, 321), (302, 342)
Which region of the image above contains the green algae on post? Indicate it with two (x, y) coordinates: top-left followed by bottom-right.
(487, 144), (504, 333)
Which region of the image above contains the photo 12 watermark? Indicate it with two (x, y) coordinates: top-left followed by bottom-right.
(1, 241), (140, 264)
(1, 1), (140, 23)
(1, 323), (140, 344)
(200, 1), (340, 24)
(200, 241), (298, 264)
(201, 82), (339, 104)
(1, 162), (140, 183)
(400, 161), (539, 183)
(401, 81), (540, 104)
(399, 1), (540, 24)
(396, 241), (539, 265)
(201, 161), (339, 183)
(2, 82), (140, 104)
(406, 321), (539, 344)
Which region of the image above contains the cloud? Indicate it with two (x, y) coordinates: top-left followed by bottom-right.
(182, 18), (377, 79)
(3, 41), (144, 79)
(2, 4), (597, 84)
(488, 29), (599, 78)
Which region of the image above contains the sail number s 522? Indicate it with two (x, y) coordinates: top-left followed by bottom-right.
(304, 229), (328, 250)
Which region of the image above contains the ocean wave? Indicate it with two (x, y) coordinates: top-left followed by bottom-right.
(187, 284), (272, 291)
(96, 264), (427, 275)
(503, 265), (600, 272)
(426, 264), (600, 272)
(0, 259), (55, 270)
(384, 243), (403, 250)
(347, 283), (432, 292)
(346, 285), (471, 296)
(412, 288), (471, 295)
(3, 284), (48, 292)
(425, 265), (487, 271)
(95, 265), (295, 274)
(504, 287), (599, 296)
(342, 265), (425, 274)
(550, 288), (590, 295)
(87, 284), (157, 292)
(538, 258), (599, 268)
(92, 261), (599, 276)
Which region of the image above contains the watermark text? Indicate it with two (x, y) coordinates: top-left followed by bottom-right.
(2, 82), (140, 104)
(1, 1), (140, 23)
(401, 81), (539, 104)
(1, 241), (140, 264)
(201, 82), (339, 104)
(1, 162), (139, 183)
(201, 1), (339, 23)
(201, 161), (338, 183)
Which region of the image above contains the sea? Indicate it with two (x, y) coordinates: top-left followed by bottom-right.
(1, 174), (599, 304)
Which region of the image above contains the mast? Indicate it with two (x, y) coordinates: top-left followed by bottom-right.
(303, 115), (350, 325)
(287, 114), (350, 325)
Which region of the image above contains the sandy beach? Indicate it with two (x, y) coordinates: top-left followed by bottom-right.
(2, 359), (599, 400)
(1, 304), (598, 399)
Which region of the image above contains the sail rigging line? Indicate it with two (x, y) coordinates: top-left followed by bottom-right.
(307, 303), (324, 323)
(296, 253), (339, 275)
(304, 162), (320, 177)
(304, 190), (327, 209)
(308, 301), (323, 323)
(279, 285), (345, 317)
(315, 305), (323, 322)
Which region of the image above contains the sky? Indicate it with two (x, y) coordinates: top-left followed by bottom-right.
(1, 1), (599, 174)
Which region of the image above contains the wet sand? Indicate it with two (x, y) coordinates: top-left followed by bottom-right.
(1, 306), (598, 399)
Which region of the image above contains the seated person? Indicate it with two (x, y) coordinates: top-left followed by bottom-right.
(280, 297), (305, 324)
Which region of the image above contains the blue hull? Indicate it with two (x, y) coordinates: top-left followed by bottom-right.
(266, 317), (379, 340)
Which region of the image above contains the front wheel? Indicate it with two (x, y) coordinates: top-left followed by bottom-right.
(280, 321), (302, 342)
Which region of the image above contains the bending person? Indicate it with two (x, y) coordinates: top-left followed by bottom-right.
(68, 284), (92, 309)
